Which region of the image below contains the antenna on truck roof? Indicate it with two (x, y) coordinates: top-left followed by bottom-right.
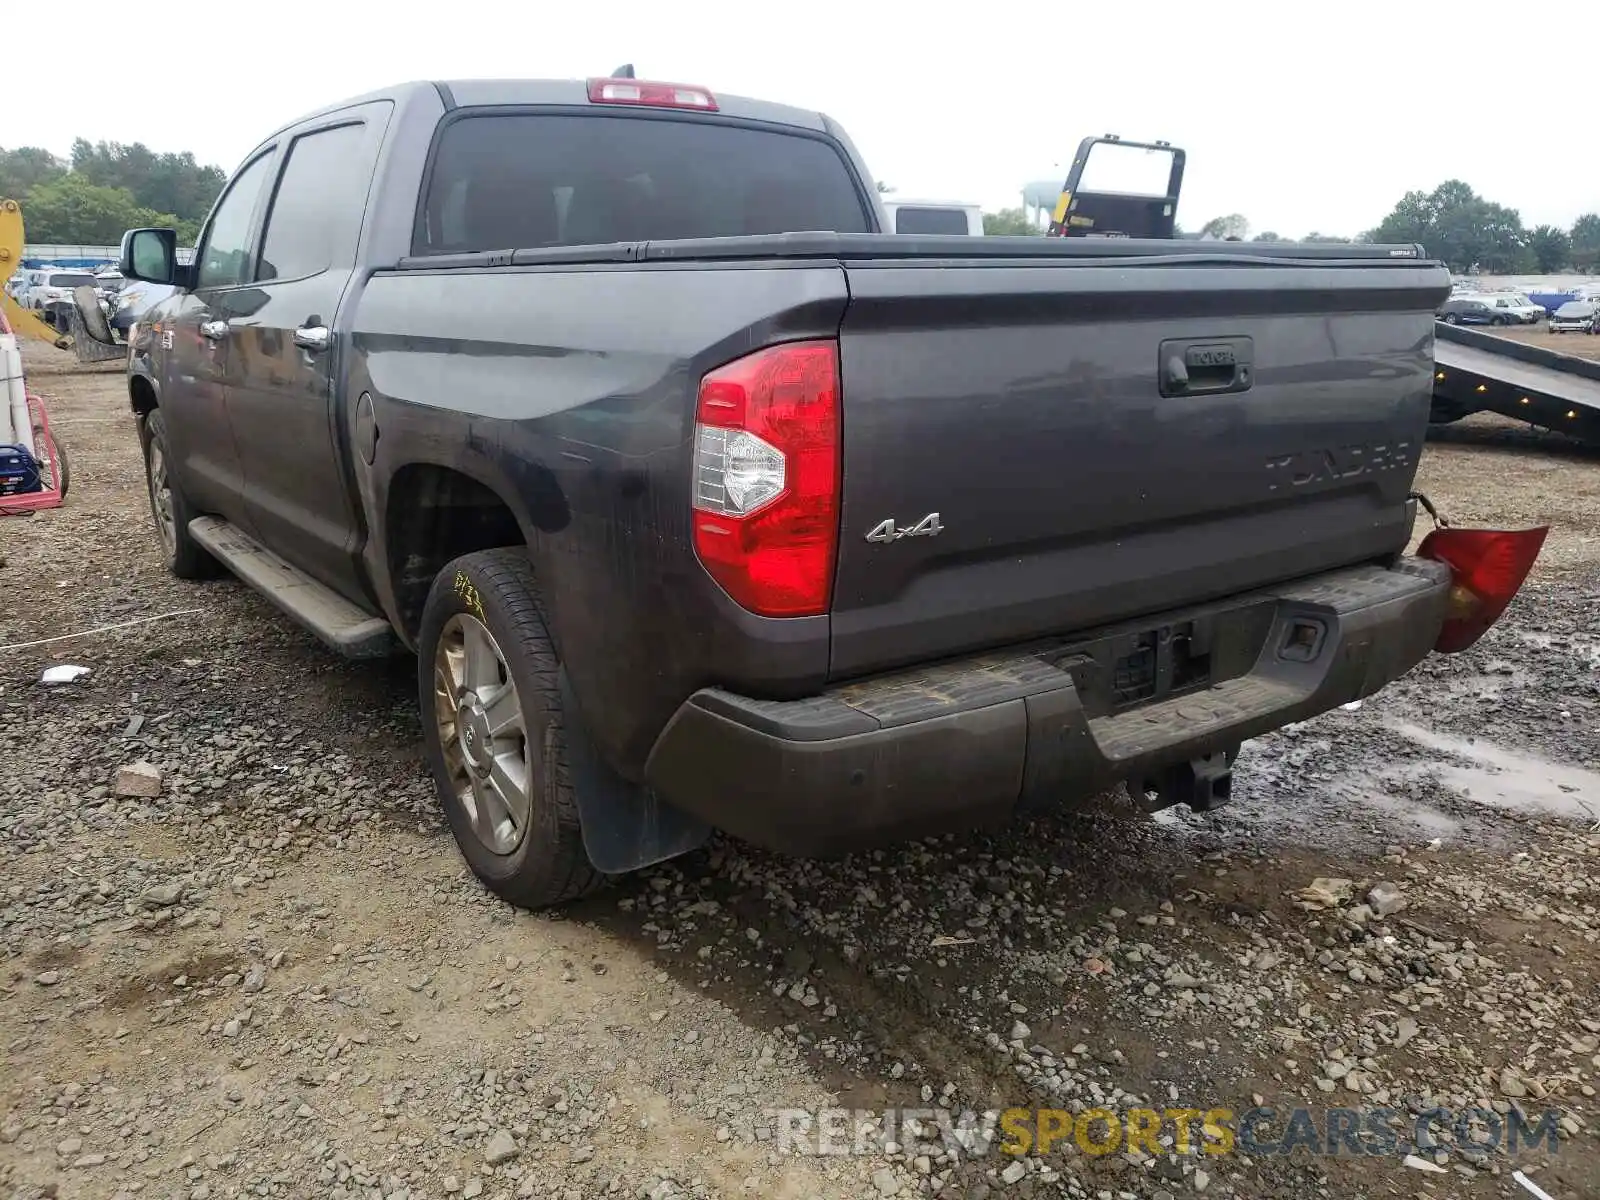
(611, 63), (636, 78)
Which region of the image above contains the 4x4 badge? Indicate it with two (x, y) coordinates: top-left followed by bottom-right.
(865, 513), (944, 544)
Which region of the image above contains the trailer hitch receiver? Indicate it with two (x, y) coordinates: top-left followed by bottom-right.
(1143, 750), (1234, 813)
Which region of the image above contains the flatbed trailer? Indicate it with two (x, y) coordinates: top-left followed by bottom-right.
(1432, 322), (1600, 445)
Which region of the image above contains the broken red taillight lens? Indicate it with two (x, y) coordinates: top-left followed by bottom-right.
(691, 340), (840, 617)
(1418, 525), (1549, 653)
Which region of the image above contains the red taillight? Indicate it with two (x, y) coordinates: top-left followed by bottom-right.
(691, 341), (840, 617)
(586, 77), (718, 111)
(1418, 525), (1548, 653)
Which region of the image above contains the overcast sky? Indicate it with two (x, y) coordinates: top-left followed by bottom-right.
(9, 1), (1594, 238)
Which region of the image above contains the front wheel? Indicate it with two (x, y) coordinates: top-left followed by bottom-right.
(141, 409), (219, 579)
(417, 549), (604, 909)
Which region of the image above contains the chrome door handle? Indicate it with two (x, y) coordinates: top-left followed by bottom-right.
(293, 325), (330, 352)
(200, 320), (229, 340)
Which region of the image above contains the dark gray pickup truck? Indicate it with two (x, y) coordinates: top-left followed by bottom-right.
(118, 76), (1547, 908)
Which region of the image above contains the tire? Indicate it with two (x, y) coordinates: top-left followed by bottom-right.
(141, 409), (219, 579)
(417, 548), (604, 909)
(1491, 316), (1508, 327)
(1443, 313), (1459, 325)
(32, 422), (68, 498)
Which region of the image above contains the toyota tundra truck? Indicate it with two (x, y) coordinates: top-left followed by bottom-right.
(117, 75), (1547, 908)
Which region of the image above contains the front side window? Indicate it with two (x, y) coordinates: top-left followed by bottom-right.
(196, 153), (275, 289)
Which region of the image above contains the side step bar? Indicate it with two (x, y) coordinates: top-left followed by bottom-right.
(188, 517), (395, 660)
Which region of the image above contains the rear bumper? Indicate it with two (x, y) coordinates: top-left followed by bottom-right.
(644, 559), (1453, 856)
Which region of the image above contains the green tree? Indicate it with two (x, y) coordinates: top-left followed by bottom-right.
(23, 173), (184, 245)
(1571, 213), (1600, 271)
(1199, 213), (1250, 240)
(1303, 232), (1352, 243)
(1527, 225), (1571, 273)
(69, 139), (224, 227)
(1370, 180), (1528, 272)
(0, 147), (67, 201)
(983, 208), (1040, 236)
(1251, 231), (1282, 242)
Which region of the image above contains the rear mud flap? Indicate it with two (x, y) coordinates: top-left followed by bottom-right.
(560, 668), (712, 874)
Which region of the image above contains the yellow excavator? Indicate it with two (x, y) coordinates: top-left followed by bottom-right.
(0, 198), (74, 348)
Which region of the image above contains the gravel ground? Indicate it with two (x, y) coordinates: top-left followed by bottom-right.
(2, 344), (1598, 1200)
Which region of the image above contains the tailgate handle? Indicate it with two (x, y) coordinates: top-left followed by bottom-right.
(1159, 337), (1253, 398)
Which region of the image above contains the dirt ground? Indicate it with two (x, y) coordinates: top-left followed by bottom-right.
(2, 343), (1598, 1200)
(1484, 325), (1600, 362)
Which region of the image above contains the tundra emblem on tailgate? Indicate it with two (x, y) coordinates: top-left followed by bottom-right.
(865, 513), (944, 543)
(1264, 440), (1416, 492)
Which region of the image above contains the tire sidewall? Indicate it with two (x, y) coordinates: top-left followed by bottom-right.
(417, 555), (566, 890)
(142, 410), (180, 570)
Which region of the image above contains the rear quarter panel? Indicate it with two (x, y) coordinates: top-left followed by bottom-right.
(346, 262), (850, 777)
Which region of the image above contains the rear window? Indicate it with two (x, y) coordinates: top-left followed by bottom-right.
(47, 273), (95, 288)
(893, 206), (971, 235)
(414, 112), (871, 255)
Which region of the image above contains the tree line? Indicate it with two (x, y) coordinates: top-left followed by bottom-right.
(0, 141), (224, 246)
(983, 181), (1600, 275)
(7, 145), (1595, 275)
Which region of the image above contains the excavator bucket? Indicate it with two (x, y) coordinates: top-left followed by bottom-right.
(1, 199), (74, 349)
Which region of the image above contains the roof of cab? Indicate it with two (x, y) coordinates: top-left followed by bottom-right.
(261, 78), (829, 143)
(437, 78), (828, 131)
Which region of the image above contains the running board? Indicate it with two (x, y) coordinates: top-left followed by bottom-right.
(188, 517), (395, 659)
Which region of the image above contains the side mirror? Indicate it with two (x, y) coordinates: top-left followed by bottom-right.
(120, 228), (177, 285)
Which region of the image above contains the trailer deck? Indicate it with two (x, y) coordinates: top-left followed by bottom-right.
(1433, 323), (1600, 445)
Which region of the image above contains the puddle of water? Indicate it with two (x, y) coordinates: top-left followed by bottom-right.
(1514, 630), (1600, 671)
(1391, 721), (1600, 822)
(1349, 788), (1466, 838)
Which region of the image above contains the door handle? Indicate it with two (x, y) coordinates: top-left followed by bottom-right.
(293, 325), (330, 353)
(200, 320), (229, 341)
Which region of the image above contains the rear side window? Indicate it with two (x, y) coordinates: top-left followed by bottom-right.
(414, 113), (871, 255)
(258, 122), (378, 282)
(893, 207), (970, 235)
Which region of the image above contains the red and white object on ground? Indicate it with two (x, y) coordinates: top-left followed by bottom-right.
(1418, 524), (1549, 652)
(0, 311), (68, 514)
(690, 340), (841, 617)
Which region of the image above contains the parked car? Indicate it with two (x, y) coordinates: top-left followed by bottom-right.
(109, 280), (177, 338)
(1438, 297), (1514, 326)
(1483, 294), (1543, 323)
(94, 269), (127, 298)
(118, 76), (1542, 909)
(1548, 300), (1600, 334)
(881, 199), (984, 235)
(24, 269), (98, 313)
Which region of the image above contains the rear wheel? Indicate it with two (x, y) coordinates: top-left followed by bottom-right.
(418, 548), (604, 909)
(1443, 313), (1460, 325)
(141, 409), (219, 579)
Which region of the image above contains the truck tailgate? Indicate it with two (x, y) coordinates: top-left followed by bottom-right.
(830, 257), (1449, 678)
